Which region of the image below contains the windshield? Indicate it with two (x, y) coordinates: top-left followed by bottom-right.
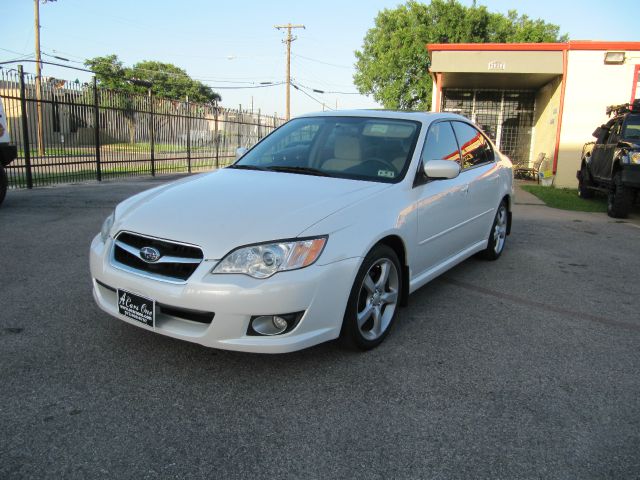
(622, 115), (640, 141)
(233, 116), (420, 183)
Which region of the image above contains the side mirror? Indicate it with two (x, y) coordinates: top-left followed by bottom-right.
(423, 160), (461, 179)
(236, 147), (249, 159)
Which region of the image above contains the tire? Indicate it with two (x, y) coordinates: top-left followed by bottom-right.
(0, 165), (7, 207)
(577, 164), (594, 199)
(341, 244), (402, 350)
(479, 201), (508, 261)
(607, 171), (633, 218)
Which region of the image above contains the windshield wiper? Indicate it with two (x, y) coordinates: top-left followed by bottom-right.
(226, 164), (267, 171)
(265, 166), (332, 177)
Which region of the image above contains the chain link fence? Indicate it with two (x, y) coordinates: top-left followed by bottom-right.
(0, 66), (286, 189)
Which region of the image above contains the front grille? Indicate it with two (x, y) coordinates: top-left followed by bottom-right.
(112, 231), (204, 282)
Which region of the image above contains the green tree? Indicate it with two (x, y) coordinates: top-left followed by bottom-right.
(353, 0), (567, 110)
(84, 55), (221, 103)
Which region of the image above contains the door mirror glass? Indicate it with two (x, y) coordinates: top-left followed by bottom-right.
(423, 160), (461, 179)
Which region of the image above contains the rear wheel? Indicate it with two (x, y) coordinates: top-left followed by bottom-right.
(607, 171), (633, 218)
(0, 165), (7, 207)
(341, 245), (402, 350)
(577, 164), (594, 199)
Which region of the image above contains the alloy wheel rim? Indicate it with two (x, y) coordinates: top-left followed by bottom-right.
(356, 258), (399, 341)
(493, 206), (507, 254)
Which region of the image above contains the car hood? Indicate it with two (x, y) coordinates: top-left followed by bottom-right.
(113, 169), (389, 259)
(619, 140), (640, 149)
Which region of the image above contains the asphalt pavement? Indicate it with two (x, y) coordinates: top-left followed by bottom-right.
(1, 175), (639, 479)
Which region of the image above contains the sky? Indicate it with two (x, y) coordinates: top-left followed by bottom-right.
(2, 0), (638, 118)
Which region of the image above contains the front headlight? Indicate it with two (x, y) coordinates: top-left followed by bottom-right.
(212, 236), (327, 279)
(100, 211), (115, 243)
(629, 152), (640, 165)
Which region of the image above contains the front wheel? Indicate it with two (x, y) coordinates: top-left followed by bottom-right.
(0, 165), (7, 207)
(479, 201), (508, 261)
(341, 245), (402, 350)
(607, 171), (633, 218)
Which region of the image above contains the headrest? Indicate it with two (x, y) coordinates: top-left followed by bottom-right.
(334, 135), (361, 161)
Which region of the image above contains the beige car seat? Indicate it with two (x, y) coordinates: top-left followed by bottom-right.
(322, 135), (361, 171)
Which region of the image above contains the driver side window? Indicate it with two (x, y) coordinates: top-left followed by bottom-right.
(420, 121), (461, 165)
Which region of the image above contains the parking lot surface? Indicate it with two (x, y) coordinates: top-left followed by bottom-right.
(1, 176), (639, 479)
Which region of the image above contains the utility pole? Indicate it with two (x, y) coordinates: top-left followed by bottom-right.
(34, 0), (44, 156)
(274, 23), (305, 121)
(33, 0), (56, 156)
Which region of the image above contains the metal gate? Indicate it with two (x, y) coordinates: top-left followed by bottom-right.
(442, 89), (535, 167)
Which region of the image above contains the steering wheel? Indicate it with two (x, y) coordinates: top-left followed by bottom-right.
(362, 158), (397, 175)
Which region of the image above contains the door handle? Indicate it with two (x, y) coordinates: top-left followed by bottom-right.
(461, 184), (469, 195)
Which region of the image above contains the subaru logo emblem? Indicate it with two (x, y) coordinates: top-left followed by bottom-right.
(140, 246), (161, 263)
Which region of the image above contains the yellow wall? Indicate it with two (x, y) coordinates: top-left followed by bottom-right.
(532, 77), (562, 169)
(555, 50), (640, 187)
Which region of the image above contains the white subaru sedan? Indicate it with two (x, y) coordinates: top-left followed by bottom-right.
(90, 111), (513, 353)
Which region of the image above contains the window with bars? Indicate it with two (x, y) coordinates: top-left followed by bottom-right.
(442, 89), (535, 167)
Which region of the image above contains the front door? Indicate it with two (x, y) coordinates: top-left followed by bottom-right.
(412, 121), (469, 278)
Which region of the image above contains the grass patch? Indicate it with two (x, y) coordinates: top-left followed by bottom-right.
(521, 185), (607, 212)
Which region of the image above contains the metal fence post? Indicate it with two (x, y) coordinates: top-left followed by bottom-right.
(257, 109), (261, 141)
(149, 89), (155, 176)
(237, 104), (242, 149)
(214, 107), (219, 169)
(93, 77), (102, 181)
(18, 65), (33, 189)
(186, 96), (191, 173)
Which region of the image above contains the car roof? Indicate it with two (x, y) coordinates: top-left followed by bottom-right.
(296, 109), (470, 124)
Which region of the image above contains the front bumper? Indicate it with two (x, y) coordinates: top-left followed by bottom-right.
(621, 165), (640, 189)
(0, 144), (17, 166)
(90, 235), (360, 353)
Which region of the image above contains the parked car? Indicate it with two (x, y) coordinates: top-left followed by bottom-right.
(0, 98), (18, 206)
(577, 99), (640, 218)
(90, 110), (513, 353)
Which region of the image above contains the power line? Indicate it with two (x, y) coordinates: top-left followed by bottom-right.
(290, 57), (359, 90)
(293, 81), (361, 95)
(0, 59), (284, 90)
(41, 47), (280, 86)
(6, 44), (283, 87)
(291, 82), (334, 111)
(0, 58), (93, 73)
(291, 53), (352, 70)
(0, 47), (35, 59)
(206, 82), (285, 90)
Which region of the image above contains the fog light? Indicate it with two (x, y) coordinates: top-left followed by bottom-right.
(248, 312), (304, 336)
(251, 315), (288, 336)
(272, 316), (288, 330)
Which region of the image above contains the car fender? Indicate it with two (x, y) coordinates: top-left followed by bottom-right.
(299, 184), (414, 269)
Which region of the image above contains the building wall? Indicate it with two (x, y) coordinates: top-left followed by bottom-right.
(532, 77), (562, 168)
(555, 50), (640, 187)
(430, 50), (562, 74)
(431, 76), (439, 112)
